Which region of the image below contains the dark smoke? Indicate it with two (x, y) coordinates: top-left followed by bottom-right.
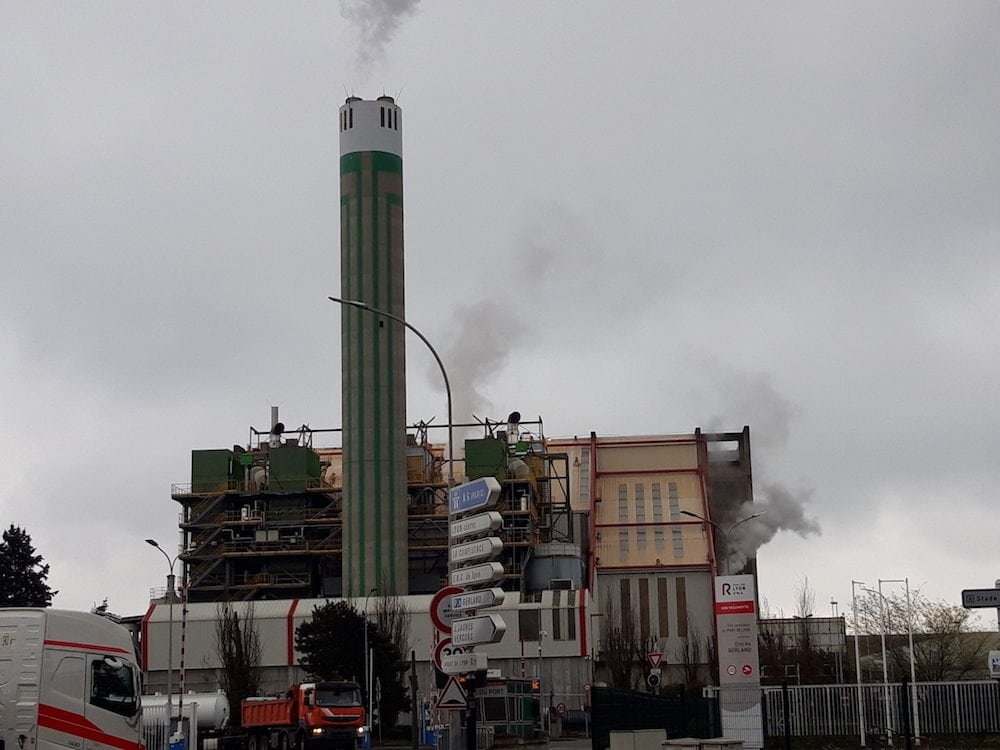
(720, 485), (821, 574)
(340, 0), (420, 80)
(701, 357), (821, 571)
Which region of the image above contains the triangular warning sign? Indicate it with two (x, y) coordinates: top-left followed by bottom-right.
(648, 652), (663, 669)
(435, 675), (467, 710)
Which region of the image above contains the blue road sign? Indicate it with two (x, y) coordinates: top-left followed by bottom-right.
(449, 477), (501, 515)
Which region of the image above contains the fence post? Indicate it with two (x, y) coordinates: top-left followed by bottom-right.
(901, 679), (913, 750)
(781, 680), (791, 750)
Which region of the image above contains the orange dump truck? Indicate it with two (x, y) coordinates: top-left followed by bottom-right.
(239, 682), (367, 750)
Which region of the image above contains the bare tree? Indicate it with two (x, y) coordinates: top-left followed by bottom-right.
(601, 593), (640, 690)
(794, 575), (815, 618)
(215, 602), (262, 726)
(675, 616), (708, 688)
(373, 591), (412, 661)
(852, 588), (992, 681)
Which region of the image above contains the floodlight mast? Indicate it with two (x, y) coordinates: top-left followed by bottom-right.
(145, 538), (179, 735)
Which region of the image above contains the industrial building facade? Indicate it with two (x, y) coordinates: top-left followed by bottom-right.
(155, 422), (755, 700)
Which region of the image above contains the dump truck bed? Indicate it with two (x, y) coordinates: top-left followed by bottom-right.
(242, 698), (296, 728)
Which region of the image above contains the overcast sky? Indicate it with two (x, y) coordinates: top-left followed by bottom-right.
(2, 2), (998, 625)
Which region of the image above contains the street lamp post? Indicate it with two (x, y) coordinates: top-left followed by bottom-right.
(863, 586), (893, 745)
(363, 587), (379, 746)
(679, 510), (766, 575)
(881, 577), (919, 745)
(852, 580), (868, 748)
(328, 297), (458, 746)
(329, 296), (454, 487)
(146, 538), (179, 739)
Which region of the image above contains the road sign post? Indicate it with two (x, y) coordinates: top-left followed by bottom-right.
(446, 477), (506, 750)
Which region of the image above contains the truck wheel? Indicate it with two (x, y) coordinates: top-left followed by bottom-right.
(293, 733), (304, 750)
(278, 733), (288, 750)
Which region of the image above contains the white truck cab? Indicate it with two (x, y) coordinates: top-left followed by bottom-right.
(0, 608), (142, 750)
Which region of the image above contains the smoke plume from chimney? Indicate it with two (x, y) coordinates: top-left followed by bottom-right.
(340, 0), (420, 80)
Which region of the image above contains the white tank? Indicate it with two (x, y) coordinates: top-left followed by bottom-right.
(142, 692), (230, 731)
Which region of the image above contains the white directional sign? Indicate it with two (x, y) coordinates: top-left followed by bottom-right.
(962, 588), (1000, 608)
(449, 477), (502, 515)
(440, 651), (489, 674)
(451, 587), (505, 612)
(446, 477), (507, 664)
(452, 613), (507, 646)
(450, 536), (503, 565)
(450, 561), (504, 587)
(451, 511), (503, 541)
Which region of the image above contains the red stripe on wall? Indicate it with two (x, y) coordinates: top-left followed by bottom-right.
(287, 599), (301, 665)
(141, 603), (155, 670)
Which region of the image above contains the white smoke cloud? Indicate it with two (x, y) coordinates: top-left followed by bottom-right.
(340, 0), (420, 81)
(439, 299), (529, 426)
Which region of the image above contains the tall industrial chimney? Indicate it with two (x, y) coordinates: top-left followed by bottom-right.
(339, 95), (408, 596)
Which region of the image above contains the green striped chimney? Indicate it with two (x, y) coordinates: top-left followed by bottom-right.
(339, 96), (408, 597)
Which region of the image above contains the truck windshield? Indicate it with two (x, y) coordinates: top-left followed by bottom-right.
(90, 656), (139, 717)
(315, 687), (361, 707)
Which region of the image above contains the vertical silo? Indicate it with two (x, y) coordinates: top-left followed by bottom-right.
(339, 96), (408, 596)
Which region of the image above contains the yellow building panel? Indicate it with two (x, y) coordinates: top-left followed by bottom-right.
(595, 441), (698, 473)
(593, 473), (703, 525)
(593, 525), (711, 568)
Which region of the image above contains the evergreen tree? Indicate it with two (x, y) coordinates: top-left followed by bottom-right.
(0, 524), (56, 606)
(295, 600), (409, 728)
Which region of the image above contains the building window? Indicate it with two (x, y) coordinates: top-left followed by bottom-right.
(637, 529), (647, 550)
(380, 106), (385, 127)
(652, 483), (663, 522)
(635, 483), (645, 522)
(655, 529), (665, 551)
(617, 484), (628, 522)
(639, 578), (650, 641)
(668, 482), (680, 520)
(672, 528), (684, 559)
(519, 608), (541, 642)
(620, 579), (632, 622)
(619, 529), (629, 560)
(567, 598), (576, 640)
(349, 108), (353, 128)
(657, 578), (669, 638)
(552, 590), (562, 640)
(676, 577), (688, 638)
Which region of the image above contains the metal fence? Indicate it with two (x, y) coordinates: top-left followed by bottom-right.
(756, 680), (1000, 744)
(433, 723), (494, 750)
(142, 701), (204, 750)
